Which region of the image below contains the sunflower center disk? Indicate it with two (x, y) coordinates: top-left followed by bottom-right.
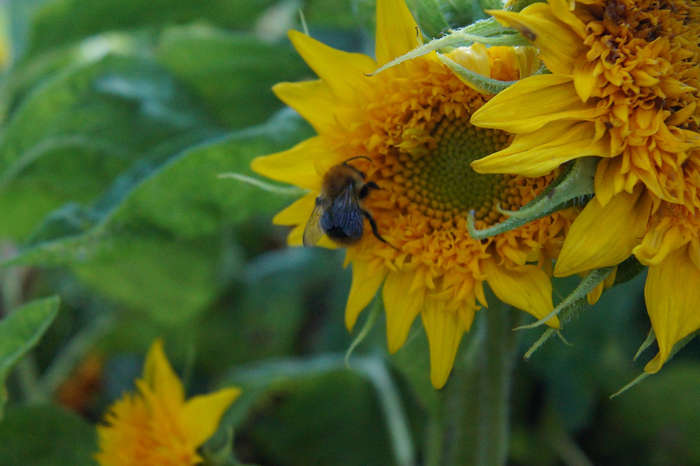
(402, 118), (514, 224)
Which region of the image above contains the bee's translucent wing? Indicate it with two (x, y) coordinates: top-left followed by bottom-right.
(303, 200), (326, 246)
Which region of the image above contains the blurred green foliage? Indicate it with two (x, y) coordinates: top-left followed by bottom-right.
(0, 1), (697, 465)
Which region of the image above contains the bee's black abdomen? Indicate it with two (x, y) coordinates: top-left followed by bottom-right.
(325, 226), (361, 244)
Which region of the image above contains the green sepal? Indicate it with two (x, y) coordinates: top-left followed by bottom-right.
(633, 328), (656, 362)
(437, 52), (515, 94)
(345, 297), (381, 369)
(522, 328), (572, 360)
(521, 266), (612, 358)
(611, 330), (699, 399)
(514, 267), (613, 331)
(0, 296), (60, 417)
(369, 18), (528, 76)
(523, 328), (554, 359)
(468, 157), (596, 240)
(218, 172), (305, 198)
(609, 373), (651, 400)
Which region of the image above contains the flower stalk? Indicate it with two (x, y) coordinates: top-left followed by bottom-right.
(429, 299), (519, 466)
(474, 301), (518, 466)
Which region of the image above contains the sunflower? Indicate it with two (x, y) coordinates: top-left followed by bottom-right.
(95, 340), (240, 466)
(470, 0), (699, 372)
(252, 0), (577, 388)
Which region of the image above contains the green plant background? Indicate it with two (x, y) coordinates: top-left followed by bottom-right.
(0, 1), (697, 465)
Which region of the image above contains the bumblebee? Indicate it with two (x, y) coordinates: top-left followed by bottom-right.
(303, 156), (389, 247)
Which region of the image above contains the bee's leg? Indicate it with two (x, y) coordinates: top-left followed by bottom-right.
(359, 181), (380, 199)
(361, 209), (395, 248)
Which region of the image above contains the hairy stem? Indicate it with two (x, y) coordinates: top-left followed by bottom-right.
(475, 303), (518, 465)
(432, 300), (518, 466)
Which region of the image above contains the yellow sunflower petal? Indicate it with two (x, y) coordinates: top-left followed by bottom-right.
(484, 261), (560, 328)
(690, 240), (700, 270)
(572, 59), (600, 103)
(470, 74), (601, 134)
(447, 43), (491, 78)
(287, 30), (376, 100)
(644, 247), (700, 373)
(633, 223), (689, 266)
(251, 137), (325, 190)
(383, 270), (424, 353)
(555, 189), (653, 276)
(273, 193), (317, 226)
(287, 223), (304, 246)
(142, 339), (184, 408)
(375, 0), (421, 66)
(345, 259), (388, 330)
(421, 299), (466, 389)
(472, 120), (609, 176)
(594, 158), (626, 206)
(587, 282), (604, 305)
(181, 387), (241, 446)
(547, 0), (586, 38)
(487, 4), (584, 75)
(272, 81), (338, 133)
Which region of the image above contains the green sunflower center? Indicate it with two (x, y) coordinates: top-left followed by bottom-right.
(402, 118), (514, 223)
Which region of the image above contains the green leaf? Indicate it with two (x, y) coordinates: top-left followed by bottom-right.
(9, 108), (310, 262)
(72, 234), (224, 324)
(0, 296), (59, 416)
(214, 355), (405, 466)
(21, 0), (277, 60)
(0, 404), (96, 465)
(108, 109), (312, 238)
(156, 25), (310, 129)
(4, 111), (311, 322)
(444, 0), (485, 23)
(302, 0), (360, 29)
(0, 53), (219, 239)
(406, 0), (450, 37)
(479, 0), (504, 11)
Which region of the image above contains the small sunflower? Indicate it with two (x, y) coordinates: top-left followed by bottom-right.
(252, 0), (577, 388)
(95, 340), (240, 466)
(470, 0), (699, 372)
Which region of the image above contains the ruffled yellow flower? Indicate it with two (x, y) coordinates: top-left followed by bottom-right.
(470, 0), (700, 372)
(252, 0), (576, 388)
(95, 340), (240, 466)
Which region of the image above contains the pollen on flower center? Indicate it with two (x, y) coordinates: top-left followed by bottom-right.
(418, 119), (512, 221)
(388, 117), (543, 224)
